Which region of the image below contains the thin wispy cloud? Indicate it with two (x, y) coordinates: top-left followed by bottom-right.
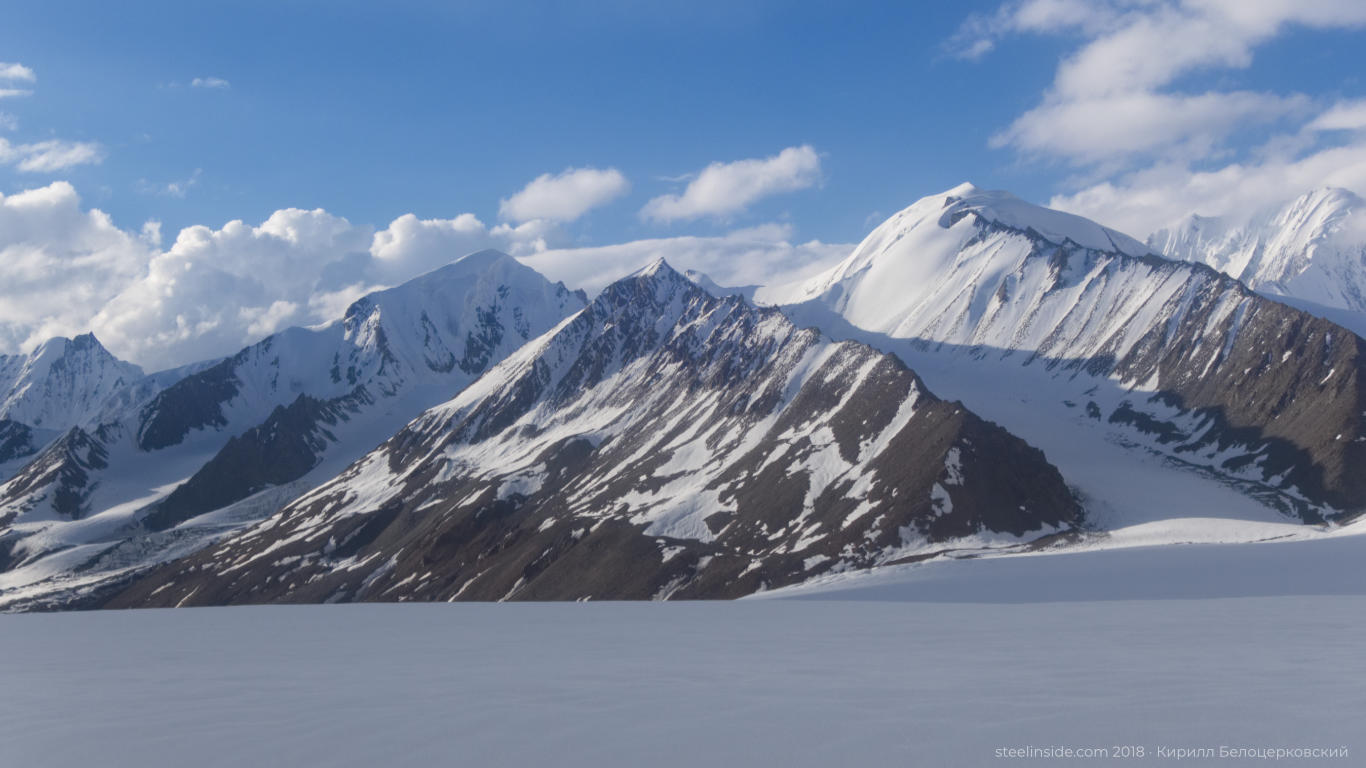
(136, 168), (203, 198)
(191, 76), (231, 89)
(641, 145), (822, 222)
(0, 138), (104, 173)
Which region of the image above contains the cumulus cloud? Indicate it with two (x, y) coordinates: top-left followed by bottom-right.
(0, 191), (556, 370)
(0, 183), (153, 355)
(191, 77), (231, 89)
(0, 178), (851, 371)
(955, 0), (1366, 238)
(641, 145), (822, 222)
(498, 167), (630, 223)
(89, 208), (374, 369)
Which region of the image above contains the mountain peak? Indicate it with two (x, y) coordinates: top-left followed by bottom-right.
(633, 256), (678, 279)
(942, 181), (981, 199)
(454, 248), (515, 268)
(1, 331), (143, 429)
(28, 332), (126, 369)
(1150, 186), (1366, 313)
(928, 185), (1152, 258)
(756, 185), (1156, 308)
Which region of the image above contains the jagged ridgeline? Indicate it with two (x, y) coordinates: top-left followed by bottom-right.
(110, 261), (1081, 606)
(9, 184), (1366, 611)
(0, 251), (586, 609)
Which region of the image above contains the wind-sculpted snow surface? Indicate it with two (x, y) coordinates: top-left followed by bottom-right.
(0, 251), (585, 609)
(762, 184), (1366, 516)
(110, 261), (1081, 606)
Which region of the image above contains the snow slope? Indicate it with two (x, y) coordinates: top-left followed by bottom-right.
(1150, 187), (1366, 313)
(0, 333), (142, 433)
(760, 183), (1366, 520)
(767, 511), (1366, 602)
(0, 250), (586, 609)
(108, 260), (1082, 607)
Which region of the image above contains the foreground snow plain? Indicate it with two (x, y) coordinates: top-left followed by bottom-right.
(5, 529), (1364, 768)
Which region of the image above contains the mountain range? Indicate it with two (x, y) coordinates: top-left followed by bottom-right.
(4, 184), (1366, 610)
(1150, 187), (1366, 315)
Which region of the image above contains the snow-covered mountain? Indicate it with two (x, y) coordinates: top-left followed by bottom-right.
(0, 333), (142, 433)
(1149, 187), (1366, 313)
(0, 250), (585, 609)
(110, 260), (1081, 606)
(759, 183), (1366, 520)
(10, 186), (1366, 611)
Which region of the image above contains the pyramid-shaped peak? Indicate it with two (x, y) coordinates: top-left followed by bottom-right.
(632, 256), (680, 279)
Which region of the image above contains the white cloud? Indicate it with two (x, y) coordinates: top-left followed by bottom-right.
(191, 77), (231, 90)
(498, 167), (630, 223)
(993, 91), (1307, 163)
(641, 145), (822, 222)
(0, 62), (35, 82)
(956, 1), (1366, 238)
(0, 179), (849, 371)
(959, 0), (1366, 168)
(1049, 141), (1366, 239)
(0, 183), (153, 355)
(0, 139), (105, 172)
(137, 168), (203, 198)
(0, 61), (36, 99)
(88, 208), (375, 369)
(84, 204), (558, 369)
(1308, 99), (1366, 133)
(0, 113), (15, 131)
(519, 222), (851, 296)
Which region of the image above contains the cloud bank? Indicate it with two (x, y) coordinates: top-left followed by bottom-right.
(0, 182), (852, 372)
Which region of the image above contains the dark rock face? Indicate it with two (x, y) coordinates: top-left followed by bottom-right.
(141, 393), (365, 531)
(0, 420), (36, 466)
(1103, 292), (1366, 512)
(110, 262), (1081, 607)
(136, 357), (241, 451)
(793, 201), (1366, 517)
(0, 427), (108, 522)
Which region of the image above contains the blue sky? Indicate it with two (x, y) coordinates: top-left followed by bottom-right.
(3, 1), (1366, 369)
(1, 0), (1062, 242)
